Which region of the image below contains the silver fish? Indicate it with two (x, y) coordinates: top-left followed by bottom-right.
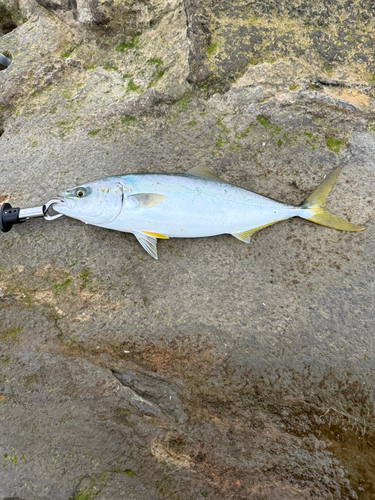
(53, 165), (364, 259)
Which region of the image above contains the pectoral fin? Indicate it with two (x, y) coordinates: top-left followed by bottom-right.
(133, 232), (159, 259)
(128, 193), (167, 208)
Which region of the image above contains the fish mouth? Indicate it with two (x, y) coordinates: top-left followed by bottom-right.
(52, 196), (76, 213)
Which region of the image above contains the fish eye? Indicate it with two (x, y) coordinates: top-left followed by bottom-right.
(76, 188), (86, 198)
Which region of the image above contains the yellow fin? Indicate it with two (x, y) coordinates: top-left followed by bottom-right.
(301, 166), (364, 231)
(304, 165), (344, 206)
(185, 165), (226, 183)
(129, 193), (166, 208)
(141, 231), (169, 239)
(232, 221), (278, 243)
(306, 209), (364, 231)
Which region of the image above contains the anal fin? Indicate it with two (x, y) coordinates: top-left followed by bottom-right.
(133, 232), (159, 259)
(141, 231), (169, 239)
(232, 221), (279, 243)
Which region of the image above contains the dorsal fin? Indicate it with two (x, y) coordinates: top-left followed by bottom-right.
(184, 165), (226, 183)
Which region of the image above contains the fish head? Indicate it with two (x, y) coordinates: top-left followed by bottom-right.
(53, 178), (123, 225)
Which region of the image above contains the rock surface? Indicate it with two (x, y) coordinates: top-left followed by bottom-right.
(0, 0), (375, 498)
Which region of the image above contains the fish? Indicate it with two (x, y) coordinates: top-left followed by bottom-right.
(53, 165), (364, 259)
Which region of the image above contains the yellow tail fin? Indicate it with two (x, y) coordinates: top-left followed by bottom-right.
(301, 166), (364, 232)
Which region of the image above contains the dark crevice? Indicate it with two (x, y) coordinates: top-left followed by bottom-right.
(314, 76), (372, 92)
(0, 4), (19, 34)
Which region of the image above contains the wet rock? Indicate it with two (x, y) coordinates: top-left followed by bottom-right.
(112, 368), (187, 422)
(0, 0), (375, 499)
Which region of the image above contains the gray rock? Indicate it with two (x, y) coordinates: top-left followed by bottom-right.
(0, 0), (375, 498)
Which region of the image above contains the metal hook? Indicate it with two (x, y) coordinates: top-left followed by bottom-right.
(1, 199), (64, 232)
(43, 199), (64, 221)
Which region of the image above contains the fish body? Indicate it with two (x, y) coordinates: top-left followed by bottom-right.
(53, 166), (364, 259)
(100, 173), (305, 237)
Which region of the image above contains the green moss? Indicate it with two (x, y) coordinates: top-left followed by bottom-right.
(325, 65), (333, 77)
(52, 278), (72, 295)
(363, 355), (370, 360)
(155, 69), (165, 80)
(147, 58), (163, 66)
(31, 140), (38, 148)
(0, 355), (10, 365)
(368, 74), (375, 82)
(256, 115), (281, 134)
(103, 63), (118, 71)
(326, 137), (344, 153)
(277, 139), (282, 147)
(79, 269), (90, 289)
(3, 453), (18, 466)
(116, 36), (139, 52)
(174, 94), (191, 108)
(207, 43), (217, 56)
(62, 89), (74, 99)
(312, 115), (323, 124)
(0, 324), (23, 341)
(69, 492), (95, 500)
(127, 80), (141, 93)
(61, 48), (74, 59)
(88, 129), (101, 137)
(238, 124), (253, 138)
(216, 137), (223, 147)
(50, 107), (57, 114)
(304, 132), (313, 139)
(124, 469), (134, 477)
(115, 42), (127, 52)
(216, 118), (230, 134)
(188, 120), (197, 126)
(148, 69), (165, 87)
(289, 83), (298, 91)
(122, 116), (136, 125)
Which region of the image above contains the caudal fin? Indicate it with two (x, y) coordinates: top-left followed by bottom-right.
(301, 166), (364, 231)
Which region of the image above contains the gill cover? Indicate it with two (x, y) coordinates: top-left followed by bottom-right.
(55, 179), (124, 225)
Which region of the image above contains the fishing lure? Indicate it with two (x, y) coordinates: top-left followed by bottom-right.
(1, 165), (363, 258)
